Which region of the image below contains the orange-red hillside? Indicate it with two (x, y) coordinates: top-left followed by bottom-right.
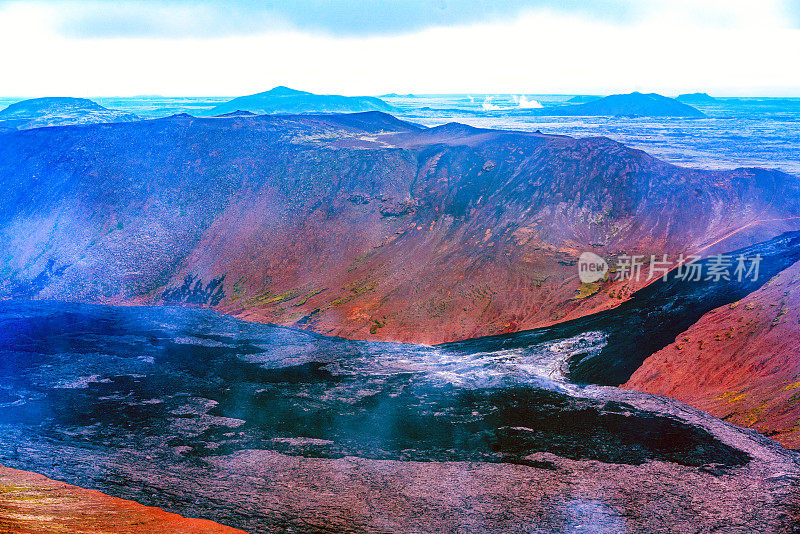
(624, 260), (800, 448)
(0, 464), (245, 533)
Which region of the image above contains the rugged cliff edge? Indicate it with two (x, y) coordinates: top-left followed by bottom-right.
(1, 112), (798, 343)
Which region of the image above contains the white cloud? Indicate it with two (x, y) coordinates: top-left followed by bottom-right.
(0, 1), (798, 97)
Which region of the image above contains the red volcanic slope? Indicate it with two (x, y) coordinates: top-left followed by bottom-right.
(0, 464), (245, 533)
(0, 112), (799, 343)
(625, 260), (800, 448)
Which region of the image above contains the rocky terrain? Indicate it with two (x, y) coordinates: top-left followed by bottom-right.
(1, 111), (798, 344)
(207, 86), (394, 115)
(2, 110), (800, 531)
(0, 97), (140, 130)
(0, 299), (798, 533)
(625, 258), (800, 449)
(541, 92), (706, 118)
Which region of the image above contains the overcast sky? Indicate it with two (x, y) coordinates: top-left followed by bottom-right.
(1, 0), (799, 97)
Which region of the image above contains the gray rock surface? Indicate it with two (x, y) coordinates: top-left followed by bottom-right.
(0, 300), (798, 532)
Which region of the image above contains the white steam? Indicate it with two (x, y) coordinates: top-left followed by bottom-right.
(481, 96), (501, 111)
(514, 95), (543, 108)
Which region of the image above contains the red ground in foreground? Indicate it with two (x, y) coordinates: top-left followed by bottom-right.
(0, 464), (245, 534)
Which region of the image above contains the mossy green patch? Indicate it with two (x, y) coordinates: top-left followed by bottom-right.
(574, 282), (600, 300)
(246, 288), (302, 307)
(783, 381), (800, 391)
(293, 288), (326, 307)
(229, 276), (248, 302)
(370, 317), (387, 334)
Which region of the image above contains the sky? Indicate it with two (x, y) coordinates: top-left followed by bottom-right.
(1, 0), (799, 97)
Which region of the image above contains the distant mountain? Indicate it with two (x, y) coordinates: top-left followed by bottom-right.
(543, 92), (706, 118)
(0, 111), (797, 344)
(566, 95), (602, 104)
(207, 86), (394, 115)
(676, 92), (717, 104)
(213, 110), (257, 118)
(0, 97), (140, 130)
